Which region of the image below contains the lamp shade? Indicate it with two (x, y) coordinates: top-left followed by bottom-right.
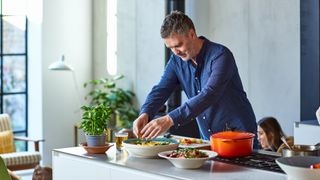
(48, 55), (73, 71)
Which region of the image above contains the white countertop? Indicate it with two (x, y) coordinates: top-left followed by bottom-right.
(53, 146), (287, 180)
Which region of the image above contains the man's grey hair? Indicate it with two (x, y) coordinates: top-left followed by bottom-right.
(160, 11), (195, 38)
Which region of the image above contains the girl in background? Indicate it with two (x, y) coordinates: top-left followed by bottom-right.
(257, 117), (293, 153)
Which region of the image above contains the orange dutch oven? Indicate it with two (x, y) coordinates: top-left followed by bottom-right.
(210, 131), (255, 157)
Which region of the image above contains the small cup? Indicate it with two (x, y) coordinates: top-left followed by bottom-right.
(115, 132), (128, 151)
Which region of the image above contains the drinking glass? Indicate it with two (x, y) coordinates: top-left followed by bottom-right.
(115, 132), (128, 151)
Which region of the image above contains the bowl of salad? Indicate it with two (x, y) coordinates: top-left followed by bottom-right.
(123, 138), (179, 158)
(158, 148), (217, 169)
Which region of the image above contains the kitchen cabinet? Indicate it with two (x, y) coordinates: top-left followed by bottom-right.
(53, 151), (109, 179)
(52, 149), (169, 180)
(294, 120), (320, 145)
(52, 146), (286, 180)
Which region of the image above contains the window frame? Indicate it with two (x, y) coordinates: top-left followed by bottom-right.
(0, 0), (28, 151)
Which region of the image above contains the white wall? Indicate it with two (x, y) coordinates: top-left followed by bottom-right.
(116, 0), (137, 91)
(28, 0), (43, 152)
(93, 0), (107, 78)
(248, 1), (300, 135)
(93, 0), (165, 107)
(42, 0), (92, 165)
(186, 0), (300, 135)
(134, 0), (165, 106)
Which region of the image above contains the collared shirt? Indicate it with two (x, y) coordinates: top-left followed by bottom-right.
(140, 36), (257, 140)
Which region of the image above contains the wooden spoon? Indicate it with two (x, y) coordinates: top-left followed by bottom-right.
(281, 136), (293, 150)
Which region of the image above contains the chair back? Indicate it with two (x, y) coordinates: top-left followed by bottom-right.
(0, 114), (15, 153)
(0, 114), (12, 132)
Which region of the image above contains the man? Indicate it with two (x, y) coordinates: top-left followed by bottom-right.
(133, 11), (257, 144)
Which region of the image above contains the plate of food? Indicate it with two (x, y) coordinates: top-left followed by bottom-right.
(123, 138), (179, 158)
(174, 136), (210, 149)
(158, 148), (217, 169)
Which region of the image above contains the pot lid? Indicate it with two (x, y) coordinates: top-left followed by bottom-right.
(211, 131), (255, 140)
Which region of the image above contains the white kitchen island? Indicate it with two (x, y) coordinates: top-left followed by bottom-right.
(52, 146), (287, 180)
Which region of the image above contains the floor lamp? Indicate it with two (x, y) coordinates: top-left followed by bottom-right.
(48, 55), (82, 146)
(48, 55), (81, 107)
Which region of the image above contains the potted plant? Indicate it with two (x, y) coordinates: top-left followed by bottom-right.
(79, 104), (112, 147)
(83, 75), (138, 129)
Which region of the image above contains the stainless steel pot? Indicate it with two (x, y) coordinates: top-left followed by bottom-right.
(282, 144), (320, 157)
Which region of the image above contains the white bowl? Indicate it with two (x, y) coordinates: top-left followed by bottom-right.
(123, 138), (179, 158)
(276, 156), (320, 180)
(158, 150), (217, 169)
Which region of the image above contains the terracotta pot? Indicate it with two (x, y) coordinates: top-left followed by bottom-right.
(210, 131), (255, 157)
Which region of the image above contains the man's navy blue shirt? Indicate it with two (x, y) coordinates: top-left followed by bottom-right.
(140, 37), (257, 140)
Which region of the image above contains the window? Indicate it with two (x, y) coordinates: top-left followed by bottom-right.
(1, 0), (28, 151)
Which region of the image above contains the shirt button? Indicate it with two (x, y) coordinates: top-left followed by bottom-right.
(197, 90), (200, 93)
(203, 116), (206, 120)
(195, 77), (198, 80)
(178, 124), (181, 127)
(208, 129), (211, 132)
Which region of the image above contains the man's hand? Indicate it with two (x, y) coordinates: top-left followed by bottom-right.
(140, 115), (174, 139)
(133, 113), (149, 138)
